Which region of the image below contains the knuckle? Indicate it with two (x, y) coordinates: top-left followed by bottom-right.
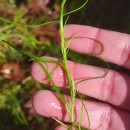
(100, 71), (115, 102)
(91, 28), (101, 54)
(96, 105), (112, 130)
(120, 41), (130, 66)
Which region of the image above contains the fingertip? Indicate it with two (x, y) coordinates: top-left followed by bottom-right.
(55, 125), (66, 130)
(32, 90), (64, 118)
(30, 56), (66, 86)
(31, 61), (46, 83)
(32, 90), (46, 116)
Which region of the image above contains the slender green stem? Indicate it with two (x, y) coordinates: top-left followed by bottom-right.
(64, 0), (89, 16)
(60, 0), (76, 123)
(0, 17), (59, 28)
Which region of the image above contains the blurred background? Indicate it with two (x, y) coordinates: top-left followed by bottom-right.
(0, 0), (130, 130)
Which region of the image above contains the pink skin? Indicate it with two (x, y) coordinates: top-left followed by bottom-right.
(63, 25), (130, 69)
(31, 25), (130, 130)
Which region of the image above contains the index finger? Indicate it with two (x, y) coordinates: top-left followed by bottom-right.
(61, 25), (130, 69)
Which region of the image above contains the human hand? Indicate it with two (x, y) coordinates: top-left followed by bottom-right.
(31, 25), (130, 130)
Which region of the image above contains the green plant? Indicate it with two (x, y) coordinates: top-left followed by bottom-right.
(0, 0), (109, 129)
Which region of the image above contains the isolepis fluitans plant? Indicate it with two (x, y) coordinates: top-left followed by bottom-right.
(0, 0), (109, 129)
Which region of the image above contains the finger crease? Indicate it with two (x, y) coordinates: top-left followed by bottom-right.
(101, 71), (116, 102)
(91, 28), (101, 54)
(120, 40), (130, 66)
(95, 106), (112, 130)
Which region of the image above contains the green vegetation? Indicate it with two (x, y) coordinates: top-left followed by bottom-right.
(1, 1), (91, 129)
(0, 0), (129, 130)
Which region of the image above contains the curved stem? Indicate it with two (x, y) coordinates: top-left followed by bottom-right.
(64, 0), (89, 16)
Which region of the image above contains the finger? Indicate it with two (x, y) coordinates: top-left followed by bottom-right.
(31, 57), (130, 110)
(58, 25), (130, 69)
(32, 90), (130, 130)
